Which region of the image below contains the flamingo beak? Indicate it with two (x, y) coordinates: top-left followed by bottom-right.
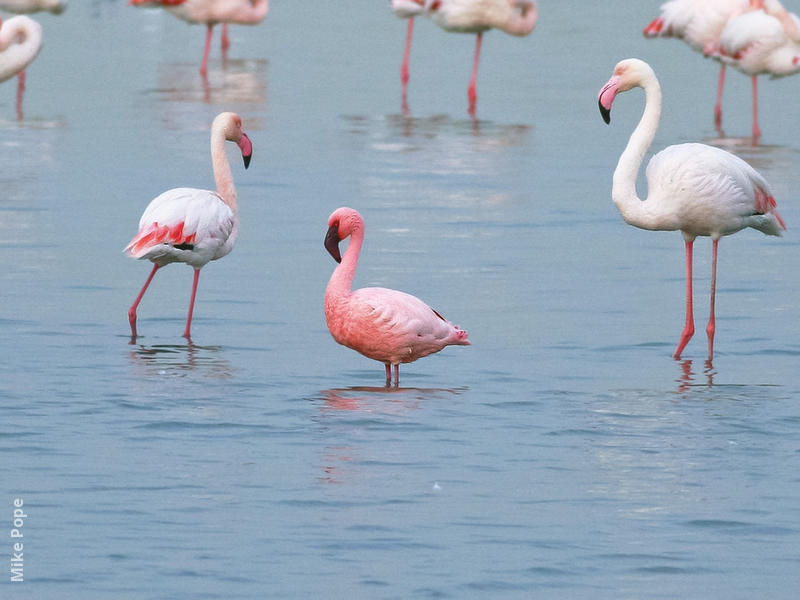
(238, 133), (252, 169)
(325, 223), (341, 263)
(598, 77), (619, 124)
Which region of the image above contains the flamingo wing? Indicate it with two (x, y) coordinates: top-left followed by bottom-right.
(125, 187), (235, 264)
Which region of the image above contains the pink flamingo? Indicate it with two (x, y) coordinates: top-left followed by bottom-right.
(324, 207), (469, 386)
(0, 15), (41, 120)
(129, 0), (269, 77)
(425, 0), (538, 115)
(391, 0), (427, 114)
(644, 0), (798, 136)
(598, 58), (786, 361)
(709, 2), (800, 138)
(125, 112), (252, 341)
(0, 0), (66, 13)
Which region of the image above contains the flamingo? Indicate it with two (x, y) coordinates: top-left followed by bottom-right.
(597, 58), (786, 361)
(424, 0), (538, 115)
(0, 15), (41, 119)
(391, 0), (427, 114)
(125, 112), (252, 341)
(709, 2), (800, 138)
(129, 0), (269, 77)
(644, 0), (799, 136)
(324, 207), (469, 386)
(0, 0), (66, 13)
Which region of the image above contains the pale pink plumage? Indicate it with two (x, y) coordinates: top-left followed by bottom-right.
(598, 59), (785, 361)
(130, 0), (268, 77)
(0, 0), (66, 13)
(125, 111), (252, 341)
(0, 15), (42, 119)
(401, 0), (537, 116)
(324, 207), (469, 386)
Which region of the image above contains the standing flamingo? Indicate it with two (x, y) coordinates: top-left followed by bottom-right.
(709, 3), (800, 138)
(324, 207), (469, 386)
(0, 15), (41, 119)
(0, 0), (66, 13)
(424, 0), (538, 115)
(129, 0), (269, 78)
(125, 112), (252, 341)
(391, 0), (427, 114)
(644, 0), (799, 136)
(598, 58), (785, 361)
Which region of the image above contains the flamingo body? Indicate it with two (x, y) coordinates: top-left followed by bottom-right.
(714, 9), (800, 77)
(324, 207), (469, 385)
(0, 0), (65, 14)
(598, 58), (785, 360)
(0, 15), (41, 83)
(125, 112), (252, 340)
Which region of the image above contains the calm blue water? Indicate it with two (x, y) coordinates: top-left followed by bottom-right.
(2, 1), (800, 598)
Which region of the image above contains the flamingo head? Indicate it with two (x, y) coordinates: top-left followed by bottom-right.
(598, 58), (654, 124)
(214, 112), (252, 169)
(325, 207), (364, 264)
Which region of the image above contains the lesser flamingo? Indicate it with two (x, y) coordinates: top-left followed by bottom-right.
(324, 207), (469, 386)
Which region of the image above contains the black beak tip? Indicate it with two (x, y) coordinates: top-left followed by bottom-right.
(599, 100), (611, 125)
(243, 153), (252, 169)
(325, 224), (342, 263)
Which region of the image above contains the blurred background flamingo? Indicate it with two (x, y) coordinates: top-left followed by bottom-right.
(0, 0), (65, 14)
(130, 0), (268, 78)
(0, 14), (41, 119)
(645, 0), (800, 137)
(391, 0), (427, 114)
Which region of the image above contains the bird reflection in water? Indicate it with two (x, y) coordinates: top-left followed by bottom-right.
(128, 342), (233, 379)
(154, 57), (268, 105)
(676, 358), (715, 395)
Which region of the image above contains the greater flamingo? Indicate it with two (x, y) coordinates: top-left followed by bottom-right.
(324, 207), (469, 386)
(129, 0), (268, 77)
(424, 0), (538, 116)
(125, 112), (252, 341)
(0, 0), (66, 13)
(0, 15), (41, 119)
(598, 58), (785, 361)
(391, 0), (426, 114)
(644, 0), (799, 136)
(709, 2), (800, 138)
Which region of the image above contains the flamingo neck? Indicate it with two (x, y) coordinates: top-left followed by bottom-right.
(210, 126), (237, 213)
(612, 72), (662, 230)
(327, 227), (364, 300)
(0, 17), (42, 84)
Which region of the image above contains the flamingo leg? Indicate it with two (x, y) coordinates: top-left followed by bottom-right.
(401, 18), (414, 115)
(714, 64), (725, 131)
(16, 70), (25, 120)
(706, 239), (719, 362)
(393, 364), (400, 387)
(128, 263), (161, 341)
(221, 23), (230, 52)
(200, 23), (214, 77)
(183, 268), (201, 340)
(468, 32), (483, 117)
(751, 76), (761, 140)
(674, 240), (695, 359)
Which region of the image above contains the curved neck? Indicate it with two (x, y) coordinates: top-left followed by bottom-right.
(327, 227), (364, 298)
(210, 127), (237, 213)
(501, 1), (538, 36)
(612, 74), (661, 228)
(0, 18), (41, 83)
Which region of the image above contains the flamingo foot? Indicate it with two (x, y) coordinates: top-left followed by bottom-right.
(673, 322), (694, 360)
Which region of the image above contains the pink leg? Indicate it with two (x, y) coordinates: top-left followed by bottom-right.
(468, 32), (483, 117)
(401, 18), (414, 115)
(751, 76), (761, 140)
(384, 363), (392, 385)
(183, 268), (201, 340)
(221, 23), (230, 52)
(16, 70), (25, 121)
(200, 23), (213, 77)
(706, 239), (719, 362)
(128, 263), (160, 341)
(714, 64), (725, 131)
(393, 364), (400, 387)
(674, 240), (695, 359)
